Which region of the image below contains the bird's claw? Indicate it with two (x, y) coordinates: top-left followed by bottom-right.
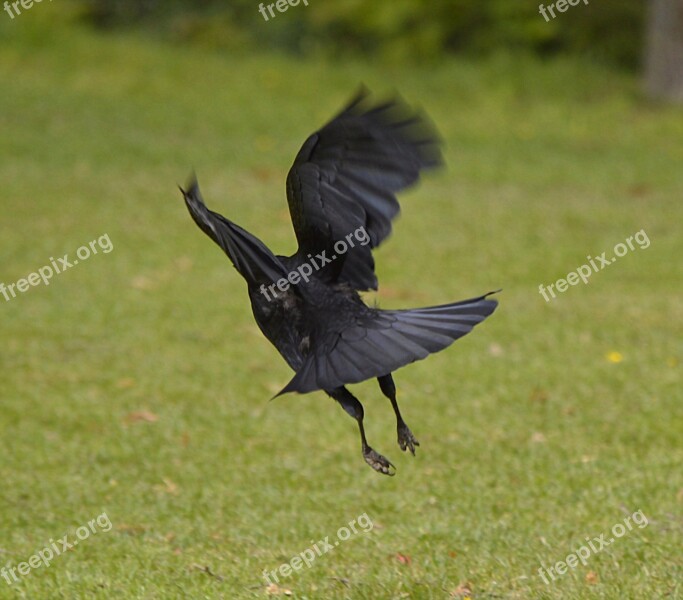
(363, 447), (395, 476)
(397, 423), (420, 455)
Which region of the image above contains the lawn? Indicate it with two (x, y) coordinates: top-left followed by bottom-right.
(0, 6), (681, 599)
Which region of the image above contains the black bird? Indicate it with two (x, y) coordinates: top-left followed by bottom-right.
(181, 89), (498, 475)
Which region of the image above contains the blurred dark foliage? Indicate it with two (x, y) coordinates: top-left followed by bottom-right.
(81, 0), (646, 69)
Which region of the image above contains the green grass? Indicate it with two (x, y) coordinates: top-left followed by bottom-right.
(0, 7), (682, 600)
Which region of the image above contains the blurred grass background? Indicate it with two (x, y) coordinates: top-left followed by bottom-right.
(0, 2), (681, 599)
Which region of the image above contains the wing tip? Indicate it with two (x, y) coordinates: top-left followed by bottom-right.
(179, 172), (200, 200)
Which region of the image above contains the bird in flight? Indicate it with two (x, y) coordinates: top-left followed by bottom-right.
(181, 88), (498, 475)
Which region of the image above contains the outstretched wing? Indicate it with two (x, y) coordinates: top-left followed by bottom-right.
(181, 177), (288, 286)
(286, 88), (442, 291)
(276, 292), (499, 395)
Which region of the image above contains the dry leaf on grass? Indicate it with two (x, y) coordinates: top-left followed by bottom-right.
(265, 583), (293, 595)
(451, 581), (473, 597)
(488, 342), (504, 357)
(530, 387), (549, 403)
(154, 478), (179, 495)
(118, 523), (149, 535)
(123, 410), (158, 424)
(116, 378), (136, 389)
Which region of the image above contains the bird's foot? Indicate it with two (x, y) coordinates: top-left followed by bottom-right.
(363, 446), (395, 476)
(397, 423), (420, 456)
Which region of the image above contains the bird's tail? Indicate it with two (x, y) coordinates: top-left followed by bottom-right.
(181, 177), (288, 286)
(277, 291), (500, 395)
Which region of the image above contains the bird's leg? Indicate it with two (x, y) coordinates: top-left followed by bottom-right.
(378, 374), (420, 455)
(327, 387), (395, 476)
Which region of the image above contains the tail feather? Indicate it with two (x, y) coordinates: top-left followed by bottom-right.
(277, 291), (499, 395)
